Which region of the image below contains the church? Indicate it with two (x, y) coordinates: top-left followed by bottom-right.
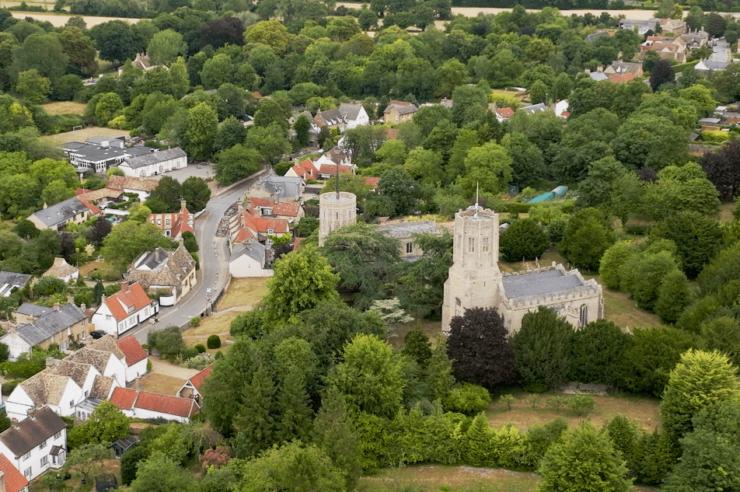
(442, 202), (603, 334)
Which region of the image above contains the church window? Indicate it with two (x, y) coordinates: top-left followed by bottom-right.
(482, 237), (489, 252)
(406, 242), (413, 254)
(468, 237), (475, 252)
(579, 304), (588, 328)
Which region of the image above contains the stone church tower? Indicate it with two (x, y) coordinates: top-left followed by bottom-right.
(441, 203), (502, 333)
(319, 191), (356, 246)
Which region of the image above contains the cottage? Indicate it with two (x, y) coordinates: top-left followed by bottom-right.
(109, 388), (198, 423)
(681, 29), (709, 50)
(177, 366), (212, 403)
(285, 159), (319, 181)
(378, 221), (440, 260)
(384, 100), (418, 124)
(313, 103), (370, 133)
(313, 108), (344, 132)
(246, 197), (304, 223)
(116, 336), (148, 383)
(493, 107), (515, 123)
(106, 176), (159, 201)
(695, 39), (732, 73)
(658, 18), (686, 35)
(0, 454), (29, 492)
(0, 272), (31, 298)
(27, 197), (100, 231)
(619, 18), (658, 36)
(229, 241), (273, 278)
(125, 245), (197, 307)
(0, 303), (89, 360)
(0, 407), (66, 482)
(92, 282), (159, 337)
(640, 35), (687, 63)
(42, 258), (79, 284)
(118, 148), (187, 178)
(232, 209), (290, 244)
(148, 200), (193, 239)
(699, 117), (722, 131)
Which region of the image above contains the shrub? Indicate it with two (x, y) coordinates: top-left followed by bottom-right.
(181, 347), (199, 360)
(194, 344), (206, 353)
(1, 379), (19, 396)
(189, 316), (201, 327)
(207, 334), (221, 349)
(567, 395), (595, 416)
(500, 219), (549, 262)
(443, 384), (491, 414)
(546, 396), (567, 413)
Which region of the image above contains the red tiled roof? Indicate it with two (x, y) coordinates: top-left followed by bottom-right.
(134, 391), (197, 418)
(247, 197), (301, 218)
(496, 107), (515, 119)
(188, 366), (213, 391)
(318, 163), (353, 176)
(78, 196), (101, 215)
(104, 282), (151, 322)
(606, 72), (638, 84)
(233, 227), (255, 243)
(243, 210), (289, 234)
(117, 336), (147, 365)
(109, 387), (138, 410)
(290, 159), (319, 180)
(364, 176), (380, 188)
(0, 454), (29, 492)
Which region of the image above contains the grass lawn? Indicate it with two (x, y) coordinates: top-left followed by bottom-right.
(358, 465), (540, 492)
(136, 372), (186, 395)
(216, 277), (269, 310)
(41, 101), (86, 116)
(486, 391), (661, 432)
(40, 127), (128, 146)
(389, 319), (443, 349)
(601, 287), (663, 330)
(182, 310), (239, 348)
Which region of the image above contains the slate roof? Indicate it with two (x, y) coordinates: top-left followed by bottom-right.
(15, 303), (86, 346)
(16, 302), (49, 317)
(520, 103), (548, 114)
(0, 454), (29, 492)
(0, 271), (31, 296)
(0, 407), (65, 457)
(230, 241), (267, 265)
(122, 148), (186, 169)
(29, 197), (92, 228)
(62, 142), (128, 163)
(378, 221), (438, 239)
(502, 268), (586, 300)
(264, 176), (303, 200)
(338, 103), (364, 121)
(315, 108), (344, 126)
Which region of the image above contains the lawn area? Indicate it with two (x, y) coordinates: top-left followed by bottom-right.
(359, 465), (540, 492)
(40, 126), (128, 146)
(601, 287), (663, 330)
(216, 277), (269, 310)
(486, 391), (661, 432)
(41, 101), (86, 116)
(182, 310), (239, 348)
(136, 372), (186, 395)
(389, 319), (442, 349)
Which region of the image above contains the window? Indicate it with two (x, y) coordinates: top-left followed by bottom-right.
(54, 431), (61, 439)
(22, 452), (30, 461)
(468, 237), (475, 253)
(482, 237), (489, 252)
(405, 242), (413, 254)
(40, 456), (48, 467)
(23, 467), (31, 478)
(579, 304), (588, 328)
(69, 400), (74, 408)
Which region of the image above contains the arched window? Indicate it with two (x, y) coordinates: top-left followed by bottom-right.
(579, 304), (588, 328)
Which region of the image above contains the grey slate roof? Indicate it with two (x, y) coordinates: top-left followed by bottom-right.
(317, 108), (344, 125)
(0, 271), (32, 296)
(63, 142), (127, 163)
(521, 103), (548, 114)
(134, 248), (169, 270)
(502, 268), (585, 300)
(30, 197), (88, 228)
(231, 240), (266, 265)
(123, 147), (186, 169)
(0, 407), (66, 457)
(15, 303), (86, 346)
(264, 176), (303, 200)
(377, 221), (438, 239)
(16, 302), (50, 317)
(338, 103), (364, 121)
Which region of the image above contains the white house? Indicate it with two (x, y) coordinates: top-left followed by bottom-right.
(0, 272), (31, 298)
(116, 336), (148, 383)
(92, 282), (158, 336)
(177, 366), (212, 404)
(109, 388), (198, 423)
(229, 241), (273, 278)
(118, 148), (187, 178)
(0, 407), (67, 482)
(338, 103), (370, 129)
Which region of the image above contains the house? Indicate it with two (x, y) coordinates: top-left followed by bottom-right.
(231, 208), (290, 244)
(364, 176), (381, 191)
(316, 146), (353, 167)
(148, 200), (193, 239)
(229, 240), (273, 278)
(0, 454), (29, 492)
(61, 138), (155, 174)
(338, 103), (370, 129)
(603, 60), (644, 81)
(106, 176), (159, 201)
(699, 117), (722, 131)
(92, 282), (159, 337)
(384, 100), (418, 124)
(263, 176), (305, 201)
(285, 159), (319, 181)
(0, 407), (66, 482)
(118, 147), (187, 178)
(177, 366), (212, 403)
(640, 35), (687, 63)
(493, 107), (515, 123)
(620, 18), (658, 36)
(658, 18), (686, 35)
(0, 303), (89, 360)
(520, 103), (548, 115)
(695, 38), (732, 73)
(0, 272), (31, 298)
(377, 221), (440, 260)
(246, 197), (304, 223)
(313, 108), (345, 132)
(109, 388), (198, 423)
(27, 196), (100, 231)
(125, 244), (197, 307)
(116, 336), (148, 383)
(42, 258), (79, 283)
(681, 29), (709, 50)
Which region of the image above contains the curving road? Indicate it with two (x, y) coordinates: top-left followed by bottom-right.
(129, 167), (272, 343)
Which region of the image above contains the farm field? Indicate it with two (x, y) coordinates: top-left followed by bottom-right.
(9, 10), (140, 27)
(40, 126), (128, 146)
(41, 101), (86, 115)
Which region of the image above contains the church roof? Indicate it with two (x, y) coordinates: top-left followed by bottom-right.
(502, 267), (587, 300)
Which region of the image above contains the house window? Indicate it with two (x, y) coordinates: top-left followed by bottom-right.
(54, 431), (61, 439)
(23, 467), (31, 478)
(22, 452), (30, 461)
(40, 456), (48, 467)
(405, 242), (413, 254)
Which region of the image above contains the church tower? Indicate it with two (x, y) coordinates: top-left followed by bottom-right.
(441, 201), (502, 334)
(319, 191), (356, 246)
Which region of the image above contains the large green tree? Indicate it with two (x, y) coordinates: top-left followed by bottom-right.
(101, 221), (174, 273)
(214, 144), (262, 185)
(183, 102), (218, 161)
(559, 208), (613, 272)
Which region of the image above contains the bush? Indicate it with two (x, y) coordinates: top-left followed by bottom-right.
(189, 316), (201, 327)
(500, 219), (549, 262)
(207, 335), (221, 349)
(182, 231), (199, 253)
(443, 384), (491, 414)
(546, 396), (567, 413)
(148, 327), (185, 362)
(1, 379), (19, 395)
(180, 347), (199, 360)
(194, 344), (206, 353)
(567, 395), (595, 416)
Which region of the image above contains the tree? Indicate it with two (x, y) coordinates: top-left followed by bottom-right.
(87, 216), (112, 248)
(402, 328), (432, 368)
(500, 219), (549, 262)
(183, 102), (218, 161)
(447, 307), (517, 390)
(377, 167), (420, 216)
(501, 132), (545, 188)
(147, 29), (186, 66)
(620, 251), (680, 311)
(701, 316), (740, 367)
(215, 144), (262, 185)
(64, 443), (111, 485)
(146, 176), (182, 213)
(512, 307), (573, 390)
(127, 203), (152, 223)
(654, 211), (722, 278)
(216, 117), (246, 152)
(457, 142), (513, 197)
(321, 223), (400, 310)
(101, 221), (174, 273)
(559, 208), (613, 272)
(246, 124), (291, 164)
(538, 423), (631, 492)
(15, 69), (49, 104)
(649, 59), (674, 91)
(58, 27), (97, 76)
(244, 20), (291, 54)
(569, 320), (630, 385)
(529, 79), (549, 104)
(90, 21), (137, 63)
(68, 401), (129, 449)
(294, 114), (311, 147)
(700, 140), (740, 202)
(42, 179), (73, 206)
(398, 232), (452, 319)
(130, 452), (193, 492)
(232, 359), (276, 459)
(404, 147), (444, 186)
(599, 241), (635, 290)
(654, 270), (693, 324)
(451, 84), (488, 126)
(660, 350), (739, 444)
(181, 176), (211, 212)
(237, 442), (344, 492)
(264, 246), (339, 322)
(12, 33), (68, 80)
(612, 114), (688, 170)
